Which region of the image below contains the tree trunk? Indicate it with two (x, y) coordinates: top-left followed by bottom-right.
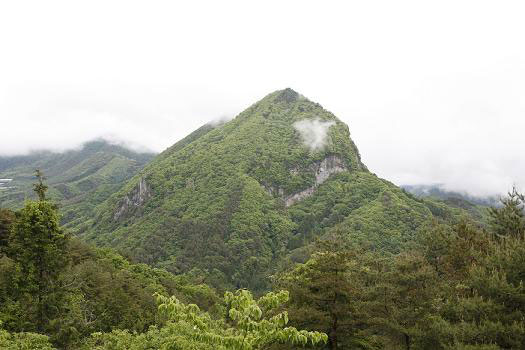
(37, 255), (44, 333)
(329, 315), (338, 350)
(404, 333), (410, 350)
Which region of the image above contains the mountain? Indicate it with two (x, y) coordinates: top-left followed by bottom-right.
(81, 89), (472, 290)
(0, 140), (155, 229)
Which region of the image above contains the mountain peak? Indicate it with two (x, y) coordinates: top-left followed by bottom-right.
(273, 88), (301, 103)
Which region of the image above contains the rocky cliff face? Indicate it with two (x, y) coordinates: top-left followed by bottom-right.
(113, 177), (151, 220)
(285, 155), (346, 206)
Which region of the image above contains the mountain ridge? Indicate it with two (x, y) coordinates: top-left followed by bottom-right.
(0, 139), (155, 228)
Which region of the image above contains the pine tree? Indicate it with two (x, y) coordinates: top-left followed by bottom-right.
(278, 247), (373, 350)
(488, 187), (525, 238)
(370, 252), (439, 350)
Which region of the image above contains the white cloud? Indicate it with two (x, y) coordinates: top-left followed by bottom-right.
(293, 119), (335, 151)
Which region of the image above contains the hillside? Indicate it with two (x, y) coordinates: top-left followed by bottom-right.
(83, 89), (472, 290)
(0, 140), (154, 228)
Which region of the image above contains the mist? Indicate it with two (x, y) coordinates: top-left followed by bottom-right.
(294, 119), (335, 151)
(1, 0), (524, 197)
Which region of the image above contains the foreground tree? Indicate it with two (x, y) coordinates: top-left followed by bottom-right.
(370, 252), (440, 350)
(441, 192), (525, 349)
(84, 289), (327, 350)
(7, 170), (69, 333)
(0, 321), (55, 350)
(278, 249), (374, 349)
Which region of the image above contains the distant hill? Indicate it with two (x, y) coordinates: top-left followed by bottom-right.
(0, 140), (155, 228)
(80, 89), (477, 291)
(402, 184), (499, 207)
(401, 184), (500, 224)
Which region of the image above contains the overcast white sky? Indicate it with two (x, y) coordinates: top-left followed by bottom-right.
(0, 1), (524, 196)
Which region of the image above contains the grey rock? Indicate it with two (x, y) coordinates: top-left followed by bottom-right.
(264, 155), (347, 207)
(113, 177), (151, 220)
(284, 155), (346, 206)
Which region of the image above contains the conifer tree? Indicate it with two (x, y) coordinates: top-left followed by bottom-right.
(488, 186), (525, 238)
(8, 170), (69, 333)
(371, 252), (439, 350)
(278, 246), (373, 350)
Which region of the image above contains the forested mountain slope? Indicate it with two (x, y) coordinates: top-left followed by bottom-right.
(82, 89), (475, 290)
(0, 140), (154, 228)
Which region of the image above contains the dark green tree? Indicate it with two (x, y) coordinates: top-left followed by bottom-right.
(8, 170), (69, 333)
(278, 247), (374, 350)
(488, 186), (525, 238)
(370, 252), (439, 350)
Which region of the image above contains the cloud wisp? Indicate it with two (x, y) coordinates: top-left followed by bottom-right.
(293, 119), (335, 151)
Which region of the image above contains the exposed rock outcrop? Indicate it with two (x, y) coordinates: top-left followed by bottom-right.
(284, 155), (346, 206)
(263, 155), (347, 207)
(113, 177), (151, 220)
(313, 155), (346, 184)
(284, 186), (317, 207)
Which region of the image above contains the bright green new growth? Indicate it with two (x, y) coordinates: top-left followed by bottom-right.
(85, 289), (327, 350)
(0, 328), (55, 350)
(155, 289), (327, 349)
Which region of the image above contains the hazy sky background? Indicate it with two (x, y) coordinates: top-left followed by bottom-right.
(1, 1), (524, 197)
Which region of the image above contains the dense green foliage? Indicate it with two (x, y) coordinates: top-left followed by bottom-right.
(73, 189), (520, 350)
(8, 190), (69, 333)
(1, 236), (220, 348)
(0, 328), (55, 350)
(277, 247), (374, 349)
(488, 186), (524, 238)
(286, 174), (434, 259)
(79, 289), (326, 350)
(0, 180), (328, 349)
(0, 176), (220, 348)
(0, 140), (154, 229)
(276, 191), (525, 350)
